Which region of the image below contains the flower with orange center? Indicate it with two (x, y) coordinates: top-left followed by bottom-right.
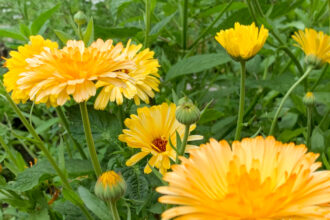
(157, 136), (330, 220)
(16, 39), (135, 106)
(94, 40), (160, 109)
(118, 103), (202, 175)
(292, 28), (330, 67)
(3, 35), (58, 104)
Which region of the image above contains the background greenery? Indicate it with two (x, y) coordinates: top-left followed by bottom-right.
(0, 0), (329, 219)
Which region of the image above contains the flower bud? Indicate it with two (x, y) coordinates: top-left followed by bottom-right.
(176, 97), (200, 125)
(303, 92), (315, 107)
(305, 54), (323, 69)
(74, 11), (87, 26)
(94, 171), (126, 202)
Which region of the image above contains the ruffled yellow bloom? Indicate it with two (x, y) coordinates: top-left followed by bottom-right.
(3, 35), (58, 103)
(157, 136), (330, 220)
(292, 28), (330, 66)
(94, 40), (160, 109)
(119, 103), (202, 175)
(16, 39), (134, 106)
(215, 22), (268, 61)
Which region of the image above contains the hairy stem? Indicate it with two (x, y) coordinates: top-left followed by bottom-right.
(235, 61), (246, 140)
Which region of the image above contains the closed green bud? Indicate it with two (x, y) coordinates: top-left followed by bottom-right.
(305, 54), (323, 69)
(176, 97), (200, 125)
(303, 92), (315, 107)
(74, 11), (87, 26)
(95, 171), (126, 202)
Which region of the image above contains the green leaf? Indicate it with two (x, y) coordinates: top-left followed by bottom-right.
(166, 52), (231, 80)
(54, 29), (72, 44)
(150, 12), (176, 35)
(311, 127), (325, 153)
(278, 112), (298, 130)
(78, 186), (112, 220)
(0, 28), (26, 41)
(27, 208), (50, 220)
(35, 118), (59, 135)
(94, 26), (141, 39)
(199, 109), (223, 124)
(53, 201), (84, 220)
(83, 17), (94, 46)
(278, 128), (305, 142)
(19, 23), (30, 38)
(62, 188), (84, 207)
(31, 3), (61, 35)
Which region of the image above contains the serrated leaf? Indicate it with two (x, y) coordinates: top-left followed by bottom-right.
(83, 18), (94, 46)
(166, 52), (231, 80)
(78, 186), (112, 220)
(31, 3), (61, 35)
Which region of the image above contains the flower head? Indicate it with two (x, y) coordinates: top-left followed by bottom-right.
(3, 35), (58, 103)
(215, 22), (268, 61)
(94, 40), (160, 109)
(157, 136), (330, 220)
(119, 103), (202, 175)
(95, 170), (126, 202)
(16, 39), (134, 106)
(292, 28), (330, 67)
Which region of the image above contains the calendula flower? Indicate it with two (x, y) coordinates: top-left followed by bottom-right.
(94, 40), (160, 109)
(119, 103), (202, 175)
(215, 22), (268, 61)
(3, 35), (58, 103)
(157, 136), (330, 220)
(16, 39), (134, 106)
(292, 28), (330, 68)
(94, 170), (126, 202)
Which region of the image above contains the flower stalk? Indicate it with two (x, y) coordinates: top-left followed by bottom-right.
(269, 65), (314, 135)
(144, 0), (151, 48)
(182, 0), (188, 52)
(108, 201), (120, 220)
(235, 61), (246, 140)
(79, 102), (102, 177)
(306, 106), (312, 148)
(179, 124), (190, 157)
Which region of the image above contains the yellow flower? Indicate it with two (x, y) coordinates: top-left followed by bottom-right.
(119, 103), (202, 175)
(3, 35), (58, 103)
(157, 136), (330, 220)
(16, 39), (135, 106)
(292, 28), (330, 66)
(94, 40), (160, 109)
(95, 170), (126, 202)
(215, 22), (268, 61)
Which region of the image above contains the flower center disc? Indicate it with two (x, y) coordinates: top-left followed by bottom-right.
(152, 137), (168, 153)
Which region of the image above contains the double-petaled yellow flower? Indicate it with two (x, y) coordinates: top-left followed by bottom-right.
(157, 136), (330, 220)
(119, 103), (202, 175)
(292, 28), (330, 67)
(3, 35), (58, 104)
(215, 22), (268, 61)
(94, 40), (160, 109)
(16, 39), (134, 106)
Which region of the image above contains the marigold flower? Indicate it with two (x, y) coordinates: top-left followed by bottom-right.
(95, 170), (126, 202)
(215, 22), (268, 61)
(94, 40), (160, 109)
(3, 35), (58, 104)
(157, 136), (330, 220)
(119, 103), (202, 175)
(292, 28), (330, 67)
(16, 39), (134, 106)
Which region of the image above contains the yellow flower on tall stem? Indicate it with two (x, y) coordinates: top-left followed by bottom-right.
(292, 28), (330, 67)
(157, 136), (330, 220)
(215, 22), (268, 140)
(119, 103), (202, 175)
(3, 35), (58, 104)
(16, 39), (134, 106)
(94, 40), (160, 109)
(215, 22), (268, 61)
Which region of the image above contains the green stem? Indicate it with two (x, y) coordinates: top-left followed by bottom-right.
(79, 102), (102, 177)
(55, 107), (87, 159)
(179, 124), (190, 156)
(306, 106), (312, 148)
(235, 61), (246, 140)
(269, 66), (313, 135)
(77, 24), (84, 41)
(144, 0), (151, 48)
(0, 136), (18, 167)
(189, 0), (233, 50)
(108, 201), (120, 220)
(311, 64), (328, 91)
(182, 0), (188, 51)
